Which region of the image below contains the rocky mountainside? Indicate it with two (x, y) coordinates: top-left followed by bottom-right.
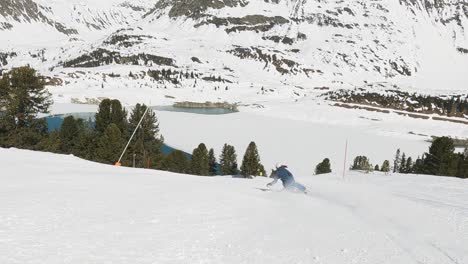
(0, 0), (152, 39)
(0, 0), (467, 106)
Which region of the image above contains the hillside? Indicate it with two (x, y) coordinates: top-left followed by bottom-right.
(1, 148), (467, 263)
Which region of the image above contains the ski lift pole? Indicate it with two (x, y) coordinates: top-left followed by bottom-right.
(115, 106), (150, 166)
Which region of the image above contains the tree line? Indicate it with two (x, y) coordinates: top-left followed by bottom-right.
(392, 137), (467, 178)
(326, 89), (468, 118)
(347, 137), (467, 178)
(162, 141), (266, 177)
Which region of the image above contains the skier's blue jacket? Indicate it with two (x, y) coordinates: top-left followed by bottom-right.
(268, 166), (306, 192)
(275, 167), (295, 187)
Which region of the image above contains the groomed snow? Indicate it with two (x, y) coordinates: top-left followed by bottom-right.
(1, 148), (467, 264)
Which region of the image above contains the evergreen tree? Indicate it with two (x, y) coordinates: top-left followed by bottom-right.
(351, 156), (372, 172)
(95, 99), (111, 133)
(393, 149), (401, 173)
(95, 99), (127, 134)
(405, 157), (413, 174)
(161, 150), (189, 173)
(0, 66), (52, 130)
(190, 143), (210, 175)
(208, 148), (217, 176)
(59, 116), (85, 153)
(110, 99), (127, 133)
(399, 152), (407, 173)
(381, 160), (390, 173)
(219, 144), (238, 175)
(75, 130), (98, 161)
(95, 123), (125, 164)
(374, 164), (380, 171)
(126, 104), (162, 168)
(423, 137), (457, 176)
(315, 158), (332, 175)
(240, 141), (265, 177)
(37, 131), (61, 153)
(0, 119), (47, 149)
(460, 148), (468, 178)
(413, 155), (425, 174)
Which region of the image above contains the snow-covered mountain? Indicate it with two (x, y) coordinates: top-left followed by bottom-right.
(0, 0), (467, 104)
(0, 0), (152, 40)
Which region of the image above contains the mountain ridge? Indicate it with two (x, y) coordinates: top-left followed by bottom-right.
(0, 0), (467, 105)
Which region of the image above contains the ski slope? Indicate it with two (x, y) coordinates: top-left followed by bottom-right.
(1, 148), (467, 264)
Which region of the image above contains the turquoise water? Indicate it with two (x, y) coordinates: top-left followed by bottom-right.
(44, 113), (188, 156)
(151, 105), (236, 115)
(45, 113), (95, 132)
(45, 105), (235, 132)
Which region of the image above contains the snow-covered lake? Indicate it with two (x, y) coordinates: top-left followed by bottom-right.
(45, 101), (467, 175)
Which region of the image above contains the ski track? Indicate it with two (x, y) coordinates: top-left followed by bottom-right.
(1, 148), (467, 264)
(301, 179), (467, 264)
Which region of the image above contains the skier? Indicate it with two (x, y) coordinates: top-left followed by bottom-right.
(267, 165), (307, 193)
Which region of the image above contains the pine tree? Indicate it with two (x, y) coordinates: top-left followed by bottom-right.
(126, 104), (162, 168)
(413, 155), (425, 174)
(315, 158), (332, 175)
(208, 148), (217, 176)
(110, 99), (127, 133)
(95, 99), (112, 133)
(460, 148), (468, 178)
(161, 150), (189, 173)
(95, 99), (127, 134)
(0, 119), (47, 149)
(190, 143), (210, 175)
(37, 131), (61, 153)
(95, 123), (125, 164)
(219, 144), (238, 175)
(399, 152), (407, 173)
(0, 66), (52, 130)
(405, 157), (413, 174)
(374, 164), (380, 171)
(240, 141), (265, 177)
(393, 149), (401, 173)
(381, 160), (390, 173)
(351, 156), (372, 172)
(423, 137), (457, 176)
(59, 116), (85, 153)
(75, 130), (98, 161)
